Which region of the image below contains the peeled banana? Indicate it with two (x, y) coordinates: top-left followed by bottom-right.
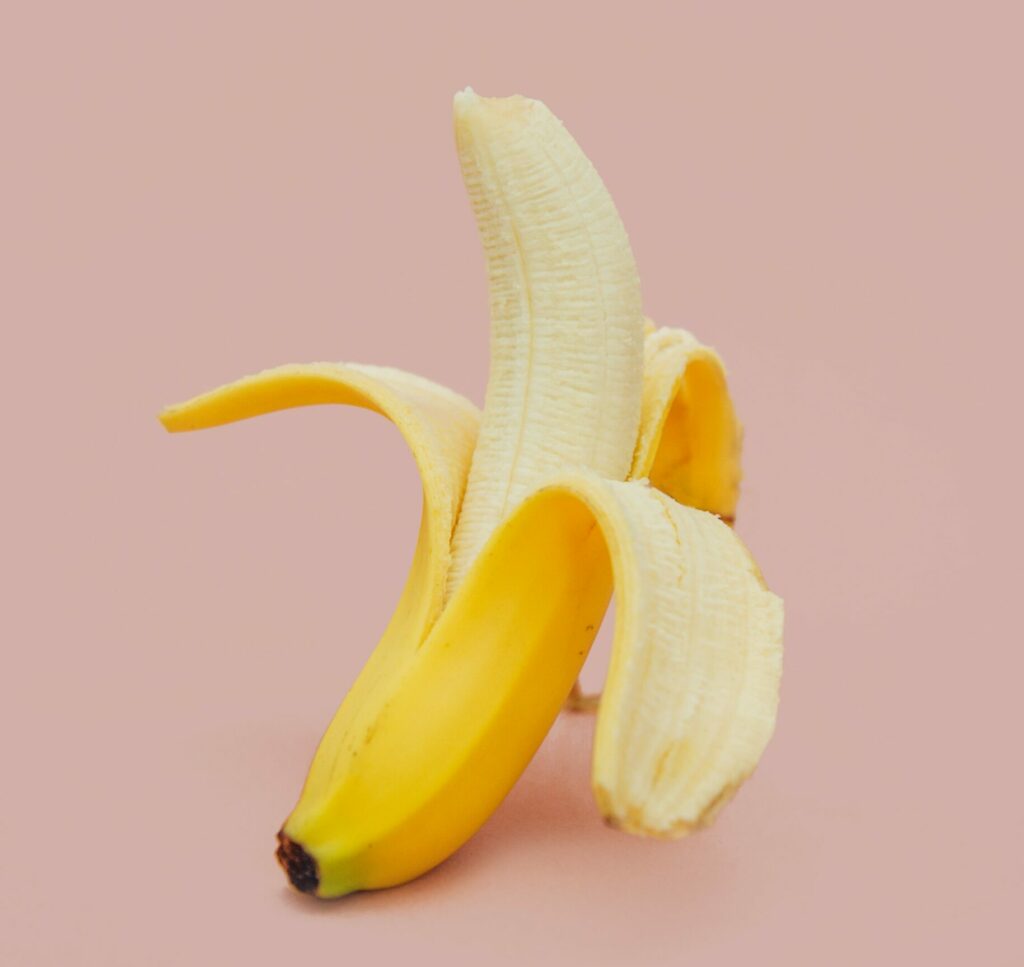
(161, 90), (782, 898)
(446, 89), (644, 595)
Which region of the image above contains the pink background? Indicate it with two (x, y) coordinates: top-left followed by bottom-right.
(3, 2), (1021, 964)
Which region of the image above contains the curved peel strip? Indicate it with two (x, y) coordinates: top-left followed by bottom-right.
(160, 363), (481, 804)
(587, 481), (781, 836)
(161, 363), (480, 628)
(632, 325), (742, 522)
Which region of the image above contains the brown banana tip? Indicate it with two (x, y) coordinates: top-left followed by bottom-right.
(276, 830), (319, 895)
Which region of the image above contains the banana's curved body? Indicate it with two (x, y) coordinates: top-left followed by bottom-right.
(160, 90), (782, 899)
(447, 90), (645, 597)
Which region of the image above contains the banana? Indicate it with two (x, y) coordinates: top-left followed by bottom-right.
(446, 90), (644, 597)
(160, 91), (782, 899)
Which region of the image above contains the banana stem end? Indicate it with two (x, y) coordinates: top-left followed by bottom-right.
(276, 830), (319, 895)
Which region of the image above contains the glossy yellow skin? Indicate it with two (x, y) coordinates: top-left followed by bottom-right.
(290, 490), (612, 894)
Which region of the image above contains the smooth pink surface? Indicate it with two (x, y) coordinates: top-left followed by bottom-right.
(3, 3), (1021, 964)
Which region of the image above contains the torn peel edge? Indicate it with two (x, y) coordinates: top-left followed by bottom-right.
(596, 775), (746, 839)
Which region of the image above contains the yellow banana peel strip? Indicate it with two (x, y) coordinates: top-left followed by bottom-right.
(160, 326), (780, 897)
(161, 363), (479, 788)
(633, 324), (742, 522)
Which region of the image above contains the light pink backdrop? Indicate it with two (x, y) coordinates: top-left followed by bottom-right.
(2, 2), (1021, 964)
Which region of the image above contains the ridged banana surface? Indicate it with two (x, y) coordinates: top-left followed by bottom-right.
(447, 90), (644, 596)
(161, 90), (782, 898)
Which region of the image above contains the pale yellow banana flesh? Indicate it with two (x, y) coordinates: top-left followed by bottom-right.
(447, 91), (645, 597)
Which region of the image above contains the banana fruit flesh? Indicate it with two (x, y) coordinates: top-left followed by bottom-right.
(447, 90), (644, 596)
(161, 91), (782, 898)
